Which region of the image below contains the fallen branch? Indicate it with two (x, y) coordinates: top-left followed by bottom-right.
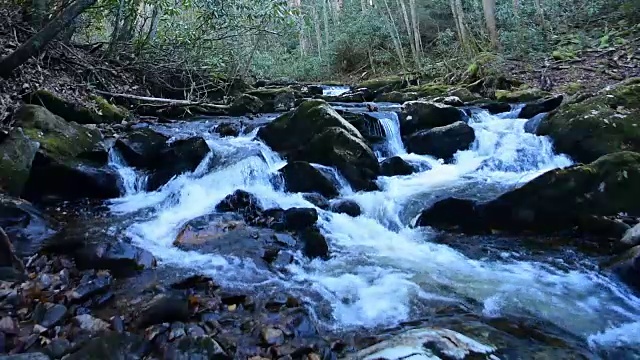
(93, 90), (228, 110)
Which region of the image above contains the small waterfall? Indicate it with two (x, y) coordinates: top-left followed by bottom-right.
(108, 148), (148, 195)
(370, 112), (406, 157)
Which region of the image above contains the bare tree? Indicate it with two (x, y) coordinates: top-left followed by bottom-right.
(450, 0), (470, 52)
(482, 0), (499, 49)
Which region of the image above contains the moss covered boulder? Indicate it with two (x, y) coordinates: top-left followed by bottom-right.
(297, 127), (380, 191)
(406, 121), (476, 161)
(400, 101), (466, 136)
(536, 78), (640, 163)
(0, 128), (39, 196)
(13, 105), (120, 201)
(90, 95), (129, 123)
(374, 91), (419, 103)
(24, 90), (127, 124)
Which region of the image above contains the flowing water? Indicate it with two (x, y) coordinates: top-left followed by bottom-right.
(106, 104), (640, 356)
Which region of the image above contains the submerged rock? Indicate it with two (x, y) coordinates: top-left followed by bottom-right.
(380, 156), (417, 176)
(400, 101), (466, 136)
(519, 95), (564, 119)
(536, 78), (640, 163)
(279, 161), (339, 198)
(329, 199), (362, 217)
(406, 121), (476, 160)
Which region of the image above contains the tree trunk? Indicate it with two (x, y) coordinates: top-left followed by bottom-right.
(450, 0), (470, 52)
(105, 0), (125, 57)
(397, 0), (417, 66)
(312, 5), (323, 57)
(322, 0), (330, 49)
(382, 0), (406, 71)
(409, 0), (421, 56)
(533, 0), (547, 30)
(482, 0), (499, 49)
(0, 0), (97, 78)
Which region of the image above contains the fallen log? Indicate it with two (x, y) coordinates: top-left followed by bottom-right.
(93, 90), (229, 110)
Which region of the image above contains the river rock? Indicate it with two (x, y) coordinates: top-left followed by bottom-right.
(336, 110), (386, 144)
(74, 242), (156, 276)
(46, 338), (71, 358)
(406, 121), (476, 160)
(73, 314), (111, 334)
(519, 95), (564, 119)
(283, 208), (318, 230)
(536, 78), (640, 163)
(23, 89), (103, 124)
(229, 94), (264, 116)
(279, 162), (339, 198)
(146, 137), (210, 190)
(621, 223), (640, 247)
(214, 122), (241, 137)
(298, 127), (380, 191)
(298, 228), (329, 259)
(302, 193), (330, 209)
(114, 127), (169, 168)
(356, 76), (409, 93)
(374, 91), (419, 103)
(246, 88), (297, 112)
(215, 190), (263, 218)
(63, 332), (150, 360)
(329, 200), (361, 217)
(495, 88), (551, 102)
(480, 101), (512, 114)
(432, 95), (464, 107)
(36, 303), (67, 328)
(258, 100), (366, 157)
(607, 245), (640, 291)
(67, 273), (112, 303)
(380, 156), (417, 176)
(0, 194), (59, 258)
(415, 198), (487, 233)
(137, 293), (189, 328)
(400, 101), (465, 136)
(13, 105), (119, 201)
(261, 327), (285, 346)
(0, 128), (38, 196)
(164, 336), (228, 359)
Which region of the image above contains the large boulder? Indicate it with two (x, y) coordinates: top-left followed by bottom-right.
(24, 89), (102, 124)
(415, 198), (485, 234)
(14, 105), (119, 201)
(114, 128), (169, 168)
(257, 100), (364, 156)
(329, 199), (361, 217)
(406, 121), (476, 160)
(0, 194), (59, 258)
(298, 127), (380, 191)
(0, 128), (39, 196)
(400, 101), (465, 136)
(536, 78), (640, 163)
(519, 95), (564, 119)
(279, 161), (339, 198)
(146, 137), (210, 190)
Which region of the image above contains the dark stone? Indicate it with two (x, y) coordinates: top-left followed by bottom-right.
(302, 193), (330, 209)
(329, 200), (361, 217)
(64, 332), (150, 360)
(279, 162), (339, 198)
(400, 101), (465, 136)
(111, 316), (125, 333)
(298, 228), (329, 259)
(524, 115), (546, 134)
(519, 95), (564, 119)
(214, 122), (241, 137)
(380, 156), (417, 177)
(164, 336), (229, 359)
(607, 246), (640, 291)
(215, 190), (262, 216)
(137, 293), (189, 328)
(23, 89), (102, 124)
(406, 121), (475, 161)
(261, 327), (285, 346)
(336, 110), (386, 144)
(147, 137), (210, 190)
(114, 128), (169, 168)
(415, 198), (487, 234)
(38, 304), (67, 328)
(480, 102), (512, 114)
(306, 85), (324, 96)
(68, 273), (112, 303)
(45, 338), (71, 358)
(283, 208), (318, 231)
(170, 275), (215, 290)
(0, 194), (59, 258)
(0, 128), (38, 196)
(74, 242), (156, 277)
(229, 94), (264, 116)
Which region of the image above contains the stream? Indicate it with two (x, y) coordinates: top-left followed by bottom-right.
(104, 94), (640, 357)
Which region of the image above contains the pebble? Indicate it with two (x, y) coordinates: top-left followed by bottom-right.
(73, 314), (111, 333)
(0, 316), (17, 335)
(261, 327), (285, 346)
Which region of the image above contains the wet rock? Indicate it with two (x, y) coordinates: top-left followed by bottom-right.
(622, 223), (640, 247)
(400, 101), (465, 136)
(374, 91), (418, 103)
(606, 245), (640, 291)
(216, 190), (263, 216)
(73, 314), (111, 334)
(415, 198), (487, 234)
(480, 101), (511, 114)
(432, 96), (464, 107)
(524, 114), (546, 134)
(114, 127), (169, 168)
(0, 128), (38, 196)
(356, 76), (408, 93)
(147, 137), (210, 190)
(302, 193), (330, 210)
(45, 338), (71, 358)
(345, 328), (496, 360)
(298, 228), (329, 259)
(185, 323), (206, 338)
(536, 78), (640, 163)
(0, 194), (59, 258)
(169, 322), (186, 341)
(380, 156), (417, 177)
(74, 242), (156, 276)
(519, 95), (564, 119)
(279, 162), (339, 198)
(230, 94), (264, 116)
(68, 273), (112, 303)
(283, 208), (318, 231)
(329, 200), (361, 217)
(214, 122), (241, 137)
(64, 332), (150, 360)
(37, 304), (67, 328)
(137, 293), (189, 328)
(306, 85), (324, 96)
(164, 336), (228, 359)
(247, 88), (297, 112)
(336, 110), (386, 144)
(406, 121), (476, 161)
(261, 327), (285, 346)
(0, 353), (51, 360)
(174, 213), (244, 246)
(299, 127), (380, 191)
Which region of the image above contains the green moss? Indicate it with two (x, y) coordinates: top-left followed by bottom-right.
(559, 82), (584, 95)
(552, 50), (577, 61)
(91, 95), (129, 122)
(24, 89), (101, 124)
(0, 128), (39, 196)
(467, 63), (480, 78)
(495, 88), (550, 102)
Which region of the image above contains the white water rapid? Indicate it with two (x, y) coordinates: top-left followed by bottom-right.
(107, 106), (640, 354)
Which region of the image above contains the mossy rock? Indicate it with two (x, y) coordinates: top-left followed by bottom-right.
(0, 128), (39, 196)
(495, 88), (551, 103)
(91, 95), (129, 123)
(558, 82), (584, 95)
(356, 76), (408, 92)
(24, 90), (102, 124)
(246, 87), (297, 112)
(537, 78), (640, 163)
(374, 91), (419, 103)
(404, 83), (452, 98)
(552, 49), (577, 61)
(229, 94), (264, 116)
(15, 105), (103, 159)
